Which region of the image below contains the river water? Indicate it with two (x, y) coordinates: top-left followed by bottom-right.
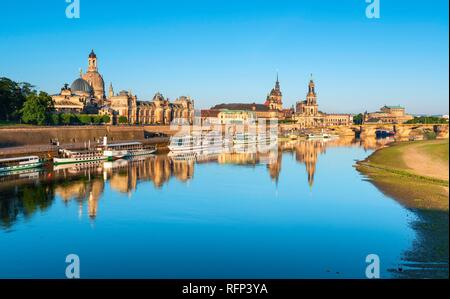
(0, 137), (445, 278)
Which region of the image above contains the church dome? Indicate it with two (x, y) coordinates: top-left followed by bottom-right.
(71, 78), (93, 94)
(82, 72), (105, 99)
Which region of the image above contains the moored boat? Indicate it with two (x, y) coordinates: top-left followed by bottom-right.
(99, 137), (157, 161)
(306, 129), (339, 140)
(169, 131), (225, 153)
(102, 141), (156, 160)
(53, 149), (106, 166)
(0, 156), (43, 173)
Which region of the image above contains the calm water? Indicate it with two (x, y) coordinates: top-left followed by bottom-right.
(0, 137), (439, 278)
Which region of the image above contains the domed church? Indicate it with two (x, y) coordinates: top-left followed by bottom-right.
(51, 50), (195, 124)
(52, 50), (106, 113)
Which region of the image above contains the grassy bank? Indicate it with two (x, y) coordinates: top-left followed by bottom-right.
(356, 139), (449, 211)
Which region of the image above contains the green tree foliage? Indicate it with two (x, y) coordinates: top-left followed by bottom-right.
(424, 131), (437, 140)
(0, 77), (34, 122)
(353, 113), (364, 125)
(77, 114), (92, 125)
(406, 116), (448, 124)
(50, 113), (60, 125)
(92, 115), (103, 125)
(61, 113), (74, 125)
(102, 115), (111, 124)
(20, 91), (54, 125)
(118, 116), (128, 124)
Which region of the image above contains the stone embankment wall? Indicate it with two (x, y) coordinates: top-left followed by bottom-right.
(0, 126), (155, 147)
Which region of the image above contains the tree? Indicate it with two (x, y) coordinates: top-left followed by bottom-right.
(0, 77), (34, 122)
(61, 113), (73, 125)
(50, 113), (60, 125)
(118, 116), (128, 124)
(353, 113), (363, 125)
(406, 116), (447, 124)
(77, 114), (92, 125)
(20, 91), (53, 125)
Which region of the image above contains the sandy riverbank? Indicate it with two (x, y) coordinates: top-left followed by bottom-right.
(356, 139), (449, 211)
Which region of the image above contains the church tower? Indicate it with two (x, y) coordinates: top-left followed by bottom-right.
(82, 49), (105, 102)
(88, 50), (98, 72)
(265, 73), (283, 111)
(306, 75), (317, 105)
(108, 83), (114, 99)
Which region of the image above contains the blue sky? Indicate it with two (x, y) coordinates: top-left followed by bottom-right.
(0, 0), (448, 114)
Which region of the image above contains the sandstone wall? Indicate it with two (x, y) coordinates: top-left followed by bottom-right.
(0, 126), (149, 147)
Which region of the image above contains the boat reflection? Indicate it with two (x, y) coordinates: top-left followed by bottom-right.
(0, 136), (392, 227)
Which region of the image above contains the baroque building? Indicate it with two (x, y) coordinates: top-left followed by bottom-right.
(52, 50), (194, 124)
(363, 105), (413, 124)
(108, 88), (194, 125)
(294, 77), (353, 128)
(52, 50), (105, 113)
(202, 75), (292, 123)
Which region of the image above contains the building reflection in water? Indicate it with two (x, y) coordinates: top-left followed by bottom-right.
(0, 136), (393, 226)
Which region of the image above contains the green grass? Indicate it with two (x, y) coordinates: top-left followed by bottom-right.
(367, 139), (449, 171)
(357, 139), (449, 211)
(366, 142), (411, 169)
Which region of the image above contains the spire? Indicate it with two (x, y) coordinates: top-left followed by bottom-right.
(79, 68), (83, 77)
(108, 82), (114, 98)
(275, 72), (280, 90)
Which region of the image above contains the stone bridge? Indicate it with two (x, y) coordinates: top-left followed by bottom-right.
(348, 124), (449, 139)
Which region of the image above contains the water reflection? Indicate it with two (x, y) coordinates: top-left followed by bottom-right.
(0, 136), (394, 228)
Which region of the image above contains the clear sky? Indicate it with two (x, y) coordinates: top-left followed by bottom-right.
(0, 0), (448, 114)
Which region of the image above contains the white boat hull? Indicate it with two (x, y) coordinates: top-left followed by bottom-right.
(53, 156), (105, 165)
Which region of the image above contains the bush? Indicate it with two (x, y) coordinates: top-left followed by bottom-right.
(102, 115), (111, 124)
(92, 115), (103, 125)
(118, 116), (128, 124)
(424, 131), (437, 140)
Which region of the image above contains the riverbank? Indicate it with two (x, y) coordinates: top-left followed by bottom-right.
(357, 139), (449, 278)
(356, 139), (449, 211)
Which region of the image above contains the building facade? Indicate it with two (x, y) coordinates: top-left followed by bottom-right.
(202, 76), (292, 123)
(363, 105), (413, 124)
(109, 90), (194, 125)
(200, 109), (257, 125)
(52, 50), (194, 125)
(52, 50), (105, 113)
